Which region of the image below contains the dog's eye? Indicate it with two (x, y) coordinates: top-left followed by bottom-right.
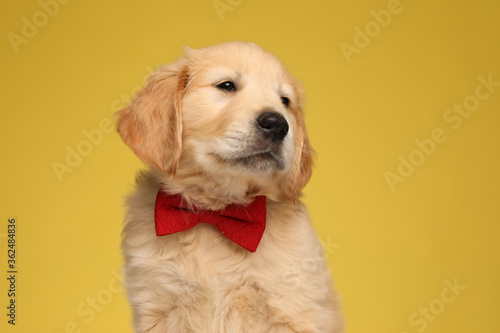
(281, 96), (290, 107)
(216, 81), (236, 92)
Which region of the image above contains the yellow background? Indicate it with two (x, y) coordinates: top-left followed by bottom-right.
(1, 0), (499, 332)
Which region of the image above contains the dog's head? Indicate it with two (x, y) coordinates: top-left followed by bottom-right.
(117, 42), (313, 206)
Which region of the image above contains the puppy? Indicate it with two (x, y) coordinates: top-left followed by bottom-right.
(117, 41), (344, 333)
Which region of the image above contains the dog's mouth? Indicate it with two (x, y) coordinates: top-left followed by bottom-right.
(236, 151), (284, 170)
(213, 150), (285, 172)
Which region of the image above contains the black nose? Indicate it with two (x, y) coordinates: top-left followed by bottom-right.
(257, 111), (289, 141)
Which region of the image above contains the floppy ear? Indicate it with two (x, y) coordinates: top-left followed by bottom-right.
(116, 59), (189, 178)
(283, 81), (315, 200)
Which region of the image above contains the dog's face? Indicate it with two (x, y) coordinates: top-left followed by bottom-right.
(117, 42), (313, 203)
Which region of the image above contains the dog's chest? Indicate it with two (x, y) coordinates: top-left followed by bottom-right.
(167, 223), (308, 330)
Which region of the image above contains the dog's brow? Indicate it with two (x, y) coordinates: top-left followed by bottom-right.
(206, 68), (241, 83)
(280, 84), (294, 99)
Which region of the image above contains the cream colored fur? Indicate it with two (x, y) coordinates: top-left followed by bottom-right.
(117, 42), (344, 333)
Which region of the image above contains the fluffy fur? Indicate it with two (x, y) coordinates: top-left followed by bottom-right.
(117, 41), (344, 333)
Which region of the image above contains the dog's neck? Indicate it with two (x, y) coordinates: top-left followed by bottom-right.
(152, 167), (281, 210)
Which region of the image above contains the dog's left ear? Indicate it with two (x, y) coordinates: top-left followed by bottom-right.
(116, 59), (190, 178)
(284, 81), (315, 200)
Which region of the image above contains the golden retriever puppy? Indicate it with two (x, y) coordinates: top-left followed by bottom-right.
(117, 41), (344, 333)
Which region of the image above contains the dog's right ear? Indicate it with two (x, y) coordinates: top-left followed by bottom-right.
(116, 59), (189, 178)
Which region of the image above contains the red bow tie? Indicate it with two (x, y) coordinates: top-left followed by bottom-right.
(154, 190), (266, 252)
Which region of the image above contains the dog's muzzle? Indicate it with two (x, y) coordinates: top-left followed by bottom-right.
(215, 111), (290, 172)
